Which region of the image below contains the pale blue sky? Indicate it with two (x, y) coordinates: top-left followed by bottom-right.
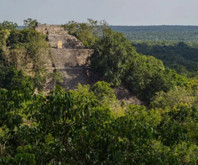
(0, 0), (198, 25)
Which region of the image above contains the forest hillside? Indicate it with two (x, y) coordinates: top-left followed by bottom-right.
(0, 19), (197, 164)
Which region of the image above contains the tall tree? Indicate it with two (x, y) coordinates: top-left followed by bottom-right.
(24, 18), (39, 29)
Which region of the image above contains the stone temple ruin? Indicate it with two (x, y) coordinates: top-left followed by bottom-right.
(35, 25), (94, 90)
(35, 25), (142, 105)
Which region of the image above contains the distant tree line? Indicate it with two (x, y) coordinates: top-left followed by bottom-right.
(110, 25), (198, 42)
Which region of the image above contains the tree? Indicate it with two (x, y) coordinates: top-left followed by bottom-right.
(0, 21), (18, 30)
(91, 28), (136, 86)
(3, 28), (51, 90)
(0, 67), (33, 92)
(0, 29), (10, 51)
(124, 55), (165, 101)
(63, 19), (107, 48)
(24, 18), (39, 29)
(92, 81), (116, 100)
(150, 86), (195, 109)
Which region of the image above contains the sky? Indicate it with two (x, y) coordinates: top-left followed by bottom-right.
(0, 0), (198, 26)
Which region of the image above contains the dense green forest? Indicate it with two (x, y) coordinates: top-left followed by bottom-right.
(111, 25), (198, 42)
(133, 42), (198, 77)
(110, 25), (198, 77)
(0, 20), (198, 164)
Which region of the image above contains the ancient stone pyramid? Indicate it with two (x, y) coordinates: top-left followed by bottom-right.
(36, 24), (93, 90)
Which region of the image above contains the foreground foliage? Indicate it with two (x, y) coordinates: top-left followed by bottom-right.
(0, 81), (198, 164)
